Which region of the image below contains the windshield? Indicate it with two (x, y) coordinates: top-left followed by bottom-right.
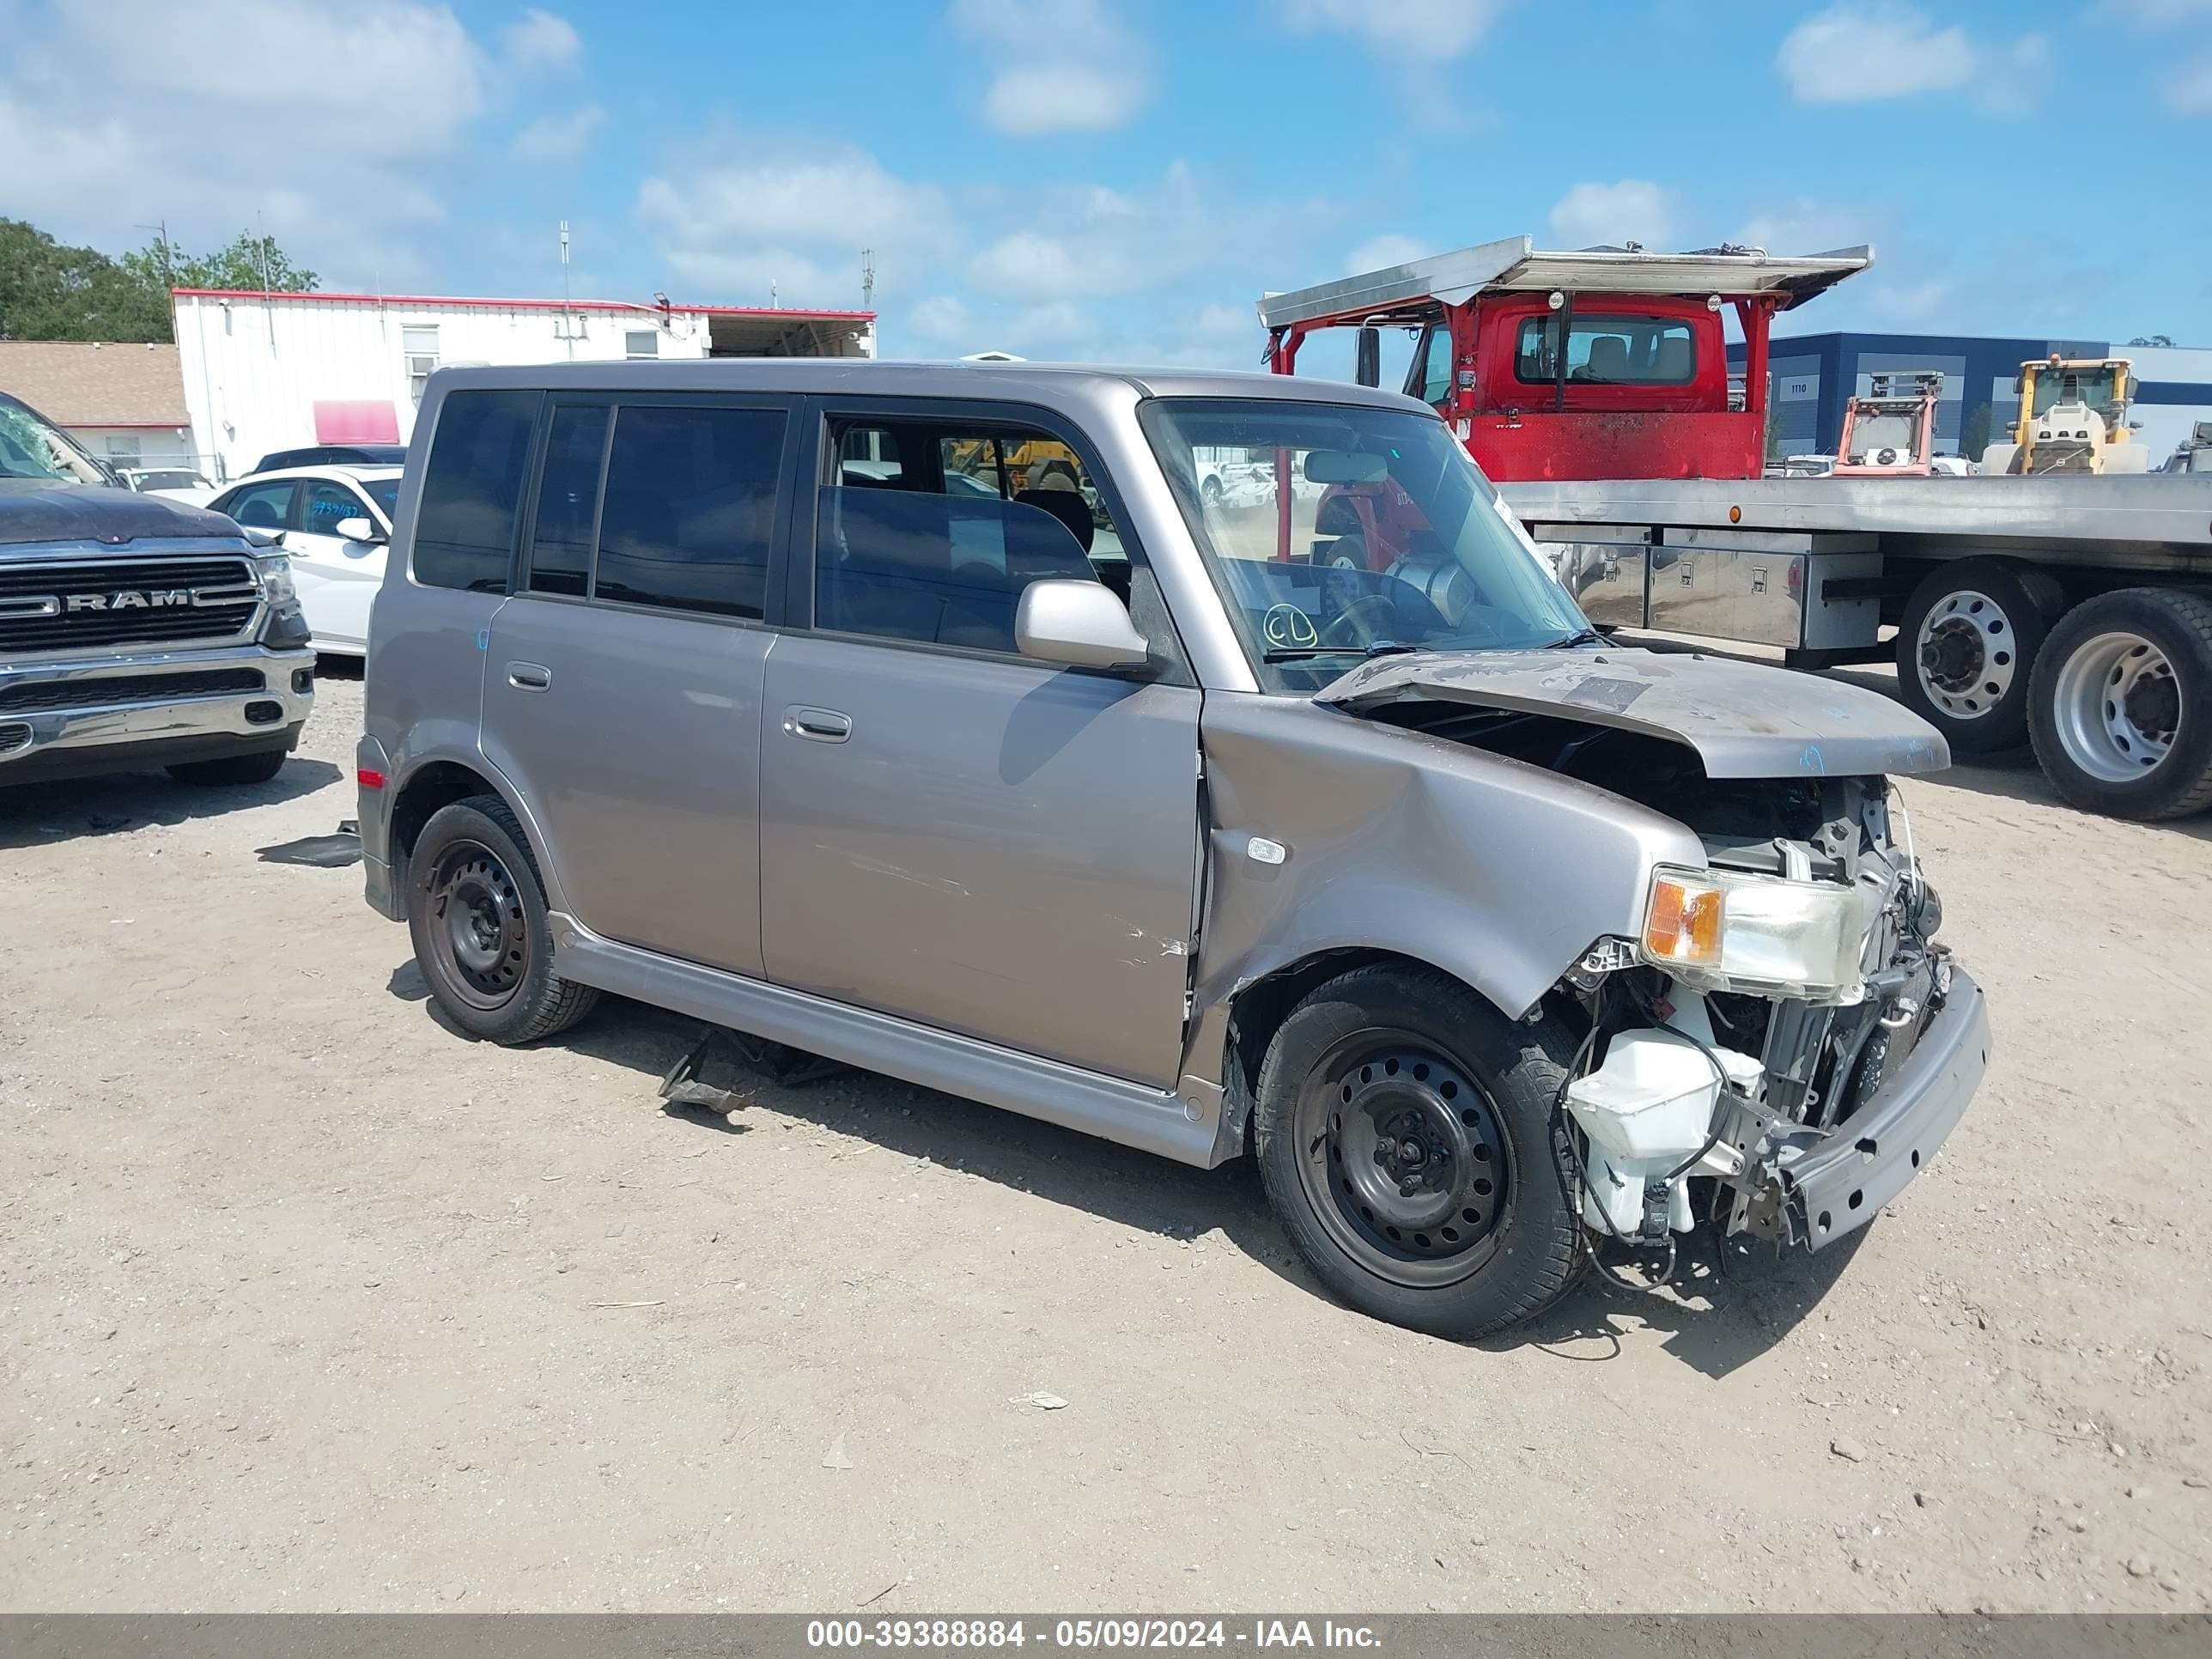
(2033, 367), (2118, 416)
(1140, 398), (1589, 690)
(365, 477), (402, 519)
(1845, 410), (1917, 459)
(0, 396), (109, 485)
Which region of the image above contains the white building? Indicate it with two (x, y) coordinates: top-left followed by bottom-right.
(172, 288), (878, 481)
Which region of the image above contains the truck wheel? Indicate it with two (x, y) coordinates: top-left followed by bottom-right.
(1201, 474), (1224, 505)
(1894, 562), (2059, 753)
(1252, 963), (1582, 1339)
(165, 748), (289, 787)
(408, 794), (599, 1044)
(2028, 587), (2212, 821)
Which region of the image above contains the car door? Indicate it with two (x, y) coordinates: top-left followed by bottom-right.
(757, 403), (1203, 1089)
(479, 393), (793, 978)
(289, 478), (386, 650)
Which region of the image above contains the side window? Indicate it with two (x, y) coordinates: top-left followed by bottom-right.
(593, 404), (786, 619)
(1407, 327), (1453, 406)
(526, 404), (610, 598)
(413, 389), (538, 593)
(836, 424), (903, 487)
(815, 419), (1114, 656)
(224, 479), (296, 531)
(302, 481), (368, 535)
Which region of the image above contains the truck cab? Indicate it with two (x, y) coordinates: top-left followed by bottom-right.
(1260, 235), (1870, 482)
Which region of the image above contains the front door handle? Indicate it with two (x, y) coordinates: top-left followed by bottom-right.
(783, 705), (852, 743)
(507, 661), (551, 691)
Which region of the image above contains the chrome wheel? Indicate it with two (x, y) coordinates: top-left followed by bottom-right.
(1293, 1034), (1510, 1291)
(2050, 629), (2179, 782)
(1915, 589), (2018, 720)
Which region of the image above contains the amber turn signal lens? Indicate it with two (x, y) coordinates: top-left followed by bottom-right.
(1644, 874), (1724, 965)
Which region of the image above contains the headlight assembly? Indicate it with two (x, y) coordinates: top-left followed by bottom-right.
(1640, 865), (1873, 1001)
(252, 550), (297, 606)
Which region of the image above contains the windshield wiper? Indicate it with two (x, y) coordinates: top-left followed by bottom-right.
(1543, 627), (1612, 649)
(1262, 639), (1422, 663)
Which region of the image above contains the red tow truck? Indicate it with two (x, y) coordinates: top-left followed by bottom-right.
(1256, 236), (2212, 822)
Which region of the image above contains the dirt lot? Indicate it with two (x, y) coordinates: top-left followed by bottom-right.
(3, 668), (2209, 1613)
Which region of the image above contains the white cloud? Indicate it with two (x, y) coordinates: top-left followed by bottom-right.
(1735, 198), (1879, 255)
(511, 105), (604, 161)
(2167, 55), (2212, 112)
(0, 0), (485, 280)
(1548, 180), (1673, 250)
(951, 0), (1149, 133)
(1280, 0), (1504, 57)
(1775, 5), (1981, 102)
(908, 295), (975, 342)
(503, 7), (580, 64)
(1869, 280), (1951, 324)
(1006, 301), (1095, 348)
(1346, 234), (1431, 273)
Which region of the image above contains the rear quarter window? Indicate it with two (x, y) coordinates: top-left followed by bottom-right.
(412, 390), (540, 592)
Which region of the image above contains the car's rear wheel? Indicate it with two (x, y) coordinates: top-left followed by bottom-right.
(1253, 964), (1582, 1339)
(165, 747), (289, 787)
(408, 795), (599, 1044)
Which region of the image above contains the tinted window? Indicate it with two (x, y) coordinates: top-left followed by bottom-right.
(817, 488), (1100, 654)
(412, 390), (538, 592)
(302, 481), (368, 534)
(224, 479), (296, 531)
(527, 404), (609, 598)
(1515, 314), (1697, 386)
(365, 477), (401, 519)
(593, 404), (785, 618)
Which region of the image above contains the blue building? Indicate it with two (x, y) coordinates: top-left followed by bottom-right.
(1726, 332), (2212, 465)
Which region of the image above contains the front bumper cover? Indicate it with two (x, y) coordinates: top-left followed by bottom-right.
(1784, 967), (1989, 1248)
(0, 642), (315, 784)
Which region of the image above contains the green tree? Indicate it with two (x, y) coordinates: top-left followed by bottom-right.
(2127, 334), (2175, 349)
(125, 230), (317, 296)
(0, 219), (171, 341)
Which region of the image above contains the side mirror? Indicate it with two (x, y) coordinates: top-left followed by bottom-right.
(1015, 580), (1149, 670)
(1354, 327), (1382, 388)
(334, 516), (385, 544)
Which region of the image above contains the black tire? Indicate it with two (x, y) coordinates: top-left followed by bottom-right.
(2027, 586), (2212, 821)
(1893, 561), (2061, 754)
(1252, 964), (1583, 1339)
(407, 794), (599, 1044)
(1201, 474), (1224, 504)
(165, 747), (289, 787)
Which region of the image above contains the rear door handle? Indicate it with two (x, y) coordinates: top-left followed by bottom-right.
(507, 661), (551, 691)
(783, 705), (852, 743)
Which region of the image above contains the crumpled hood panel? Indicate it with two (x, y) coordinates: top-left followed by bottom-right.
(1318, 647), (1949, 779)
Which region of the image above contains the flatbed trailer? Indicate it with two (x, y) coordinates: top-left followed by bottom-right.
(1256, 236), (2212, 821)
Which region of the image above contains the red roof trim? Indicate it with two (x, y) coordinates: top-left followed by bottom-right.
(170, 288), (874, 322)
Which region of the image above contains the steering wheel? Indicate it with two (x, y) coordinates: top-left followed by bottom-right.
(1318, 592), (1399, 648)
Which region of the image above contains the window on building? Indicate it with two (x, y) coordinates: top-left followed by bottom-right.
(592, 404), (787, 618)
(411, 389), (538, 592)
(623, 330), (660, 361)
(403, 325), (441, 405)
(526, 404), (610, 598)
(1514, 313), (1697, 386)
(104, 434), (143, 461)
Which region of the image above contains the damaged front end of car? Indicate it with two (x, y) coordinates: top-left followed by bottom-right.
(1322, 648), (1991, 1260)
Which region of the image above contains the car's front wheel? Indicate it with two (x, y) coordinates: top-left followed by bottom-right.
(408, 795), (599, 1044)
(1253, 963), (1583, 1339)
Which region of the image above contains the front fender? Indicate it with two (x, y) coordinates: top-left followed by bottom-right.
(1183, 692), (1702, 1087)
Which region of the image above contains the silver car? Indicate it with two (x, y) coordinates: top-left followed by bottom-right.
(357, 362), (1988, 1338)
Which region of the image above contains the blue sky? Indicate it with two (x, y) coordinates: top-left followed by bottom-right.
(5, 0), (2210, 365)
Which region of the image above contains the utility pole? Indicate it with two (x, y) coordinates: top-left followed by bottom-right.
(862, 248), (876, 312)
(559, 220), (574, 360)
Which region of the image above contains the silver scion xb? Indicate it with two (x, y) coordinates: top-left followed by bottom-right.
(357, 362), (1989, 1339)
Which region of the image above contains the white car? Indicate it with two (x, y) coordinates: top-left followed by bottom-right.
(121, 466), (219, 506)
(208, 465), (400, 654)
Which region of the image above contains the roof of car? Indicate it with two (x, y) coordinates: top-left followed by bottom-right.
(226, 464), (405, 487)
(425, 357), (1430, 415)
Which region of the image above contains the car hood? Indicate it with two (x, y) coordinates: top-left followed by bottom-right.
(1317, 647), (1949, 779)
(0, 483), (238, 547)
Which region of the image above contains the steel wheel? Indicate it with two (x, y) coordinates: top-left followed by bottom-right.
(428, 838), (529, 1011)
(1292, 1032), (1511, 1291)
(1914, 588), (2018, 722)
(2048, 629), (2179, 782)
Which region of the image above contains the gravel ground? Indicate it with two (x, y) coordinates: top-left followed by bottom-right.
(3, 668), (2208, 1613)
